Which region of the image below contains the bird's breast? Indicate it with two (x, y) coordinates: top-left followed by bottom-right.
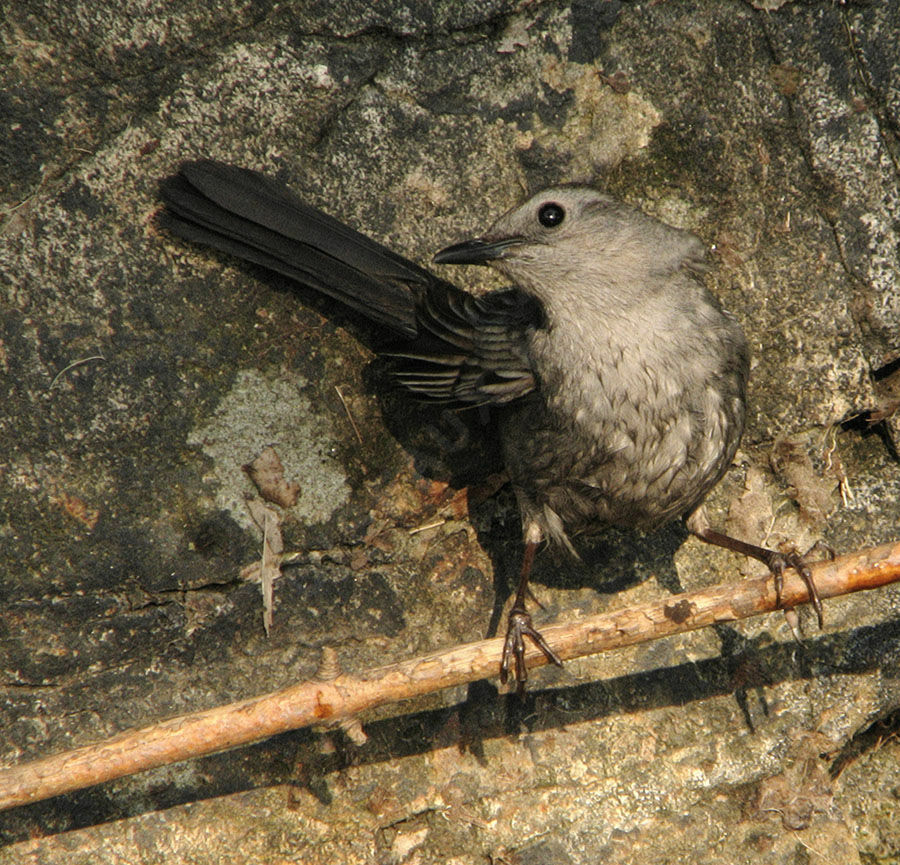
(502, 309), (745, 539)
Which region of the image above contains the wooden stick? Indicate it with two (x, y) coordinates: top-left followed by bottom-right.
(1, 540), (898, 811)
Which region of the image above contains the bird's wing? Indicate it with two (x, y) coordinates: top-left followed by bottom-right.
(388, 285), (540, 406)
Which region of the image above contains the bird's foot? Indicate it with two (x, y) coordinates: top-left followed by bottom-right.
(499, 604), (563, 693)
(689, 524), (831, 634)
(764, 542), (832, 632)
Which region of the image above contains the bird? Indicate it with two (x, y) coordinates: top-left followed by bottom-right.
(159, 160), (822, 688)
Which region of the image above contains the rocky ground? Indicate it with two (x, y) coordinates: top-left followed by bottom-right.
(2, 1), (900, 863)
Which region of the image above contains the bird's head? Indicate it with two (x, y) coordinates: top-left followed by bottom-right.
(434, 186), (706, 305)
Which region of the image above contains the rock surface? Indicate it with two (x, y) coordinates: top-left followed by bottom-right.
(2, 1), (900, 862)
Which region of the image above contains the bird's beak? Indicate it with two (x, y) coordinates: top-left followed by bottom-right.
(432, 235), (525, 265)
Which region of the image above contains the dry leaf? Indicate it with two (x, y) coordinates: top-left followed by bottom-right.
(243, 445), (300, 508)
(244, 495), (284, 635)
(770, 436), (834, 527)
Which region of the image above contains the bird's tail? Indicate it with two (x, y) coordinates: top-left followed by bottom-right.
(159, 160), (428, 338)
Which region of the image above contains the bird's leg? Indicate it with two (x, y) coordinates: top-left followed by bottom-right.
(686, 510), (825, 629)
(500, 530), (564, 691)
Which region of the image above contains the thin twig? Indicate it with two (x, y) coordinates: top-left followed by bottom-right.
(48, 355), (106, 390)
(334, 385), (364, 445)
(409, 519), (447, 535)
(1, 540), (898, 811)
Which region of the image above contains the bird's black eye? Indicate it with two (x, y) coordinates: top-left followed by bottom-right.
(538, 202), (565, 228)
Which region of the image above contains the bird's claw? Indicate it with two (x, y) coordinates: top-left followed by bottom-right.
(499, 606), (563, 692)
(766, 548), (824, 630)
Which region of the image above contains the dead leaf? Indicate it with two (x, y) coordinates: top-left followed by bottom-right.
(726, 464), (774, 546)
(244, 496), (284, 635)
(757, 732), (834, 830)
(243, 446), (300, 508)
(770, 436), (834, 527)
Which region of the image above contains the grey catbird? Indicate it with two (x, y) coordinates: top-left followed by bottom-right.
(160, 161), (822, 687)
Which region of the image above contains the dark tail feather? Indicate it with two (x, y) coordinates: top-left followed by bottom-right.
(160, 160), (539, 409)
(159, 160), (426, 338)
